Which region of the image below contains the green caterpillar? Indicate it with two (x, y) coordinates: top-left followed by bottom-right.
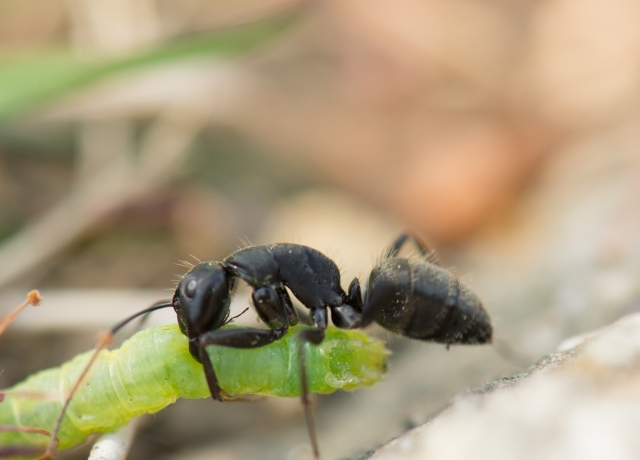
(0, 324), (386, 454)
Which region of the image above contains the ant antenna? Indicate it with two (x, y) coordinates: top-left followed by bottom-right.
(41, 301), (174, 459)
(110, 302), (174, 334)
(0, 290), (42, 336)
(134, 301), (174, 333)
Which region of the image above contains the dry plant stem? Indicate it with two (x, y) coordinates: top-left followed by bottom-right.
(1, 391), (58, 401)
(0, 426), (56, 458)
(39, 333), (114, 460)
(33, 304), (169, 459)
(0, 98), (210, 289)
(0, 290), (43, 403)
(0, 291), (57, 455)
(0, 289), (177, 331)
(0, 290), (42, 336)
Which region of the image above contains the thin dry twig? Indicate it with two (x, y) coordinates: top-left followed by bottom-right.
(0, 290), (41, 336)
(0, 96), (211, 290)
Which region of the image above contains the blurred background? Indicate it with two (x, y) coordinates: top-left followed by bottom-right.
(1, 0), (640, 458)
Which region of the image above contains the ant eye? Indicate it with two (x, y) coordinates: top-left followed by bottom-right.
(185, 279), (198, 298)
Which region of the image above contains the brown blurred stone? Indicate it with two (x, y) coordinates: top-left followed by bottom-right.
(390, 119), (537, 244)
(520, 0), (640, 128)
(0, 0), (66, 50)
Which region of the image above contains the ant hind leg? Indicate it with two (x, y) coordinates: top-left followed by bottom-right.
(385, 233), (411, 258)
(298, 338), (320, 460)
(385, 232), (439, 265)
(296, 308), (329, 460)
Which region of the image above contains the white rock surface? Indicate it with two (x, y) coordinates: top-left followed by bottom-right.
(370, 313), (640, 460)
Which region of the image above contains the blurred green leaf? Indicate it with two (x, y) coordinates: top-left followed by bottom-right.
(0, 8), (304, 123)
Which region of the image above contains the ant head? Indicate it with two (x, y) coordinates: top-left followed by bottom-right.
(173, 262), (232, 340)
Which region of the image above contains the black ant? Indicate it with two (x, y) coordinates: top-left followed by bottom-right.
(44, 232), (493, 459)
(167, 232), (491, 398)
(159, 232), (490, 456)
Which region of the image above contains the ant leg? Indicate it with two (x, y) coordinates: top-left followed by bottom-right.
(348, 278), (363, 312)
(199, 286), (291, 401)
(385, 233), (412, 258)
(385, 232), (439, 264)
(299, 338), (320, 460)
(298, 308), (327, 344)
(198, 325), (288, 401)
(330, 278), (363, 329)
(297, 308), (328, 460)
(278, 287), (299, 326)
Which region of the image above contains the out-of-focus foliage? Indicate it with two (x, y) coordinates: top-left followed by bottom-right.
(0, 6), (303, 122)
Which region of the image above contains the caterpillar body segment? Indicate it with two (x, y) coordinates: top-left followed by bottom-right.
(0, 324), (387, 453)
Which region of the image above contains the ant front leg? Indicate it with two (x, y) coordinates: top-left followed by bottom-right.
(198, 286), (291, 402)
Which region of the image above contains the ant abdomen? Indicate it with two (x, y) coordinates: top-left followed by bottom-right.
(364, 258), (492, 345)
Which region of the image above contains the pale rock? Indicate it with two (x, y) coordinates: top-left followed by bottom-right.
(369, 313), (640, 460)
